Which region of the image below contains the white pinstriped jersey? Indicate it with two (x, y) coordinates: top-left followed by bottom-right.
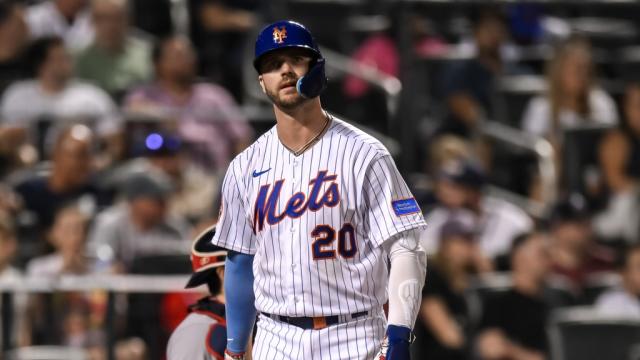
(211, 116), (427, 317)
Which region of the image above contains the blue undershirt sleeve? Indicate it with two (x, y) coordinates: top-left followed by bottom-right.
(224, 251), (257, 354)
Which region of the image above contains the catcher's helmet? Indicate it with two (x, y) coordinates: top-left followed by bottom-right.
(253, 20), (327, 98)
(185, 225), (227, 289)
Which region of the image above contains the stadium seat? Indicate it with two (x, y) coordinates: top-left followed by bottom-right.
(549, 307), (640, 360)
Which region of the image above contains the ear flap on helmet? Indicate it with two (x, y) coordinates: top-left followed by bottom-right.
(296, 57), (327, 99)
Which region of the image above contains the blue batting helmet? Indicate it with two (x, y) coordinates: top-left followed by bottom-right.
(253, 20), (321, 72)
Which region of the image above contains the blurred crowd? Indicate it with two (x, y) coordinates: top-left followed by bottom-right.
(0, 0), (638, 359)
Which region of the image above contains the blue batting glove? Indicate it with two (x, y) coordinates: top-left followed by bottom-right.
(375, 325), (412, 360)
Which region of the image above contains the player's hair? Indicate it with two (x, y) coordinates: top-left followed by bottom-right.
(25, 36), (65, 77)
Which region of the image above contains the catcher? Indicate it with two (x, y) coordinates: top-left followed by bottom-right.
(166, 225), (229, 359)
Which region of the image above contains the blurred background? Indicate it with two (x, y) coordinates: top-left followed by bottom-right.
(0, 0), (640, 359)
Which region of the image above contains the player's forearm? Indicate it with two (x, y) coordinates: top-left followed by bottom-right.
(385, 229), (427, 328)
(224, 251), (257, 354)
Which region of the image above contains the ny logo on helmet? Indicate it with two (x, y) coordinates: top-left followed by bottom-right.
(273, 26), (287, 44)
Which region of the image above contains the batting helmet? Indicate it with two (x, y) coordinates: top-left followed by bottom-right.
(253, 20), (327, 98)
(185, 225), (227, 289)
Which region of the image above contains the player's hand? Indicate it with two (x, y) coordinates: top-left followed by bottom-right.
(374, 325), (412, 360)
(224, 350), (246, 360)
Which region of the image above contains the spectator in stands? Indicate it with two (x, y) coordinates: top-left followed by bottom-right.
(14, 125), (107, 231)
(123, 35), (253, 172)
(414, 216), (477, 360)
(595, 82), (640, 243)
(87, 173), (190, 272)
(477, 232), (551, 360)
(0, 0), (27, 95)
(112, 132), (221, 225)
(521, 36), (618, 143)
(26, 203), (91, 276)
(548, 196), (615, 290)
(25, 0), (93, 50)
(420, 160), (533, 269)
(595, 244), (640, 318)
(0, 36), (121, 137)
(75, 0), (152, 99)
(440, 7), (510, 138)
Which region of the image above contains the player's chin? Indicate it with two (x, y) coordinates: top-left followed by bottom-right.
(276, 93), (306, 109)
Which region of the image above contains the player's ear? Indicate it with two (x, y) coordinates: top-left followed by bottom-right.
(258, 75), (266, 94)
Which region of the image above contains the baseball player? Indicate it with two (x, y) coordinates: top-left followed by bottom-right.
(211, 20), (428, 360)
(167, 225), (229, 359)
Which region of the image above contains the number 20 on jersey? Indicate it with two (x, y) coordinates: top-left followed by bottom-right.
(311, 223), (357, 260)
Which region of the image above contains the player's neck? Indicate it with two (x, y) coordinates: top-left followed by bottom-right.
(274, 100), (328, 153)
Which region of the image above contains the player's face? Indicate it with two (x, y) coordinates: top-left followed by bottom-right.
(258, 48), (313, 109)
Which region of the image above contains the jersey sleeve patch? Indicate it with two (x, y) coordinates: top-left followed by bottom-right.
(392, 198), (420, 216)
